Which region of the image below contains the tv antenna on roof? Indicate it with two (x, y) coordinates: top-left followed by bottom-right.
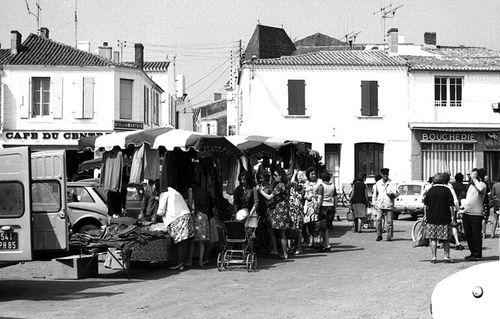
(373, 3), (403, 43)
(25, 0), (42, 34)
(341, 31), (361, 49)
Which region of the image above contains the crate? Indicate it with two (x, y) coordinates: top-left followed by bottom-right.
(52, 254), (98, 279)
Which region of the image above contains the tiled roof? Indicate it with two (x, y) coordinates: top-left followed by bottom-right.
(1, 33), (135, 68)
(124, 61), (170, 72)
(294, 33), (345, 47)
(252, 50), (406, 67)
(0, 49), (11, 65)
(293, 45), (364, 56)
(404, 46), (500, 71)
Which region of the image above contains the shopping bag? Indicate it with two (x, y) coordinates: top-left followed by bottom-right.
(245, 207), (259, 228)
(415, 220), (429, 247)
(346, 208), (354, 221)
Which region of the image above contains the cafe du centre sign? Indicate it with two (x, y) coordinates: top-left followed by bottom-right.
(420, 132), (477, 143)
(1, 131), (108, 146)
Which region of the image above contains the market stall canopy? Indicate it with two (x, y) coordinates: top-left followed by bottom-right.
(226, 135), (294, 157)
(78, 127), (242, 158)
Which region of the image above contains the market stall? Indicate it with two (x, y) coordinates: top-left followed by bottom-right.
(76, 127), (242, 273)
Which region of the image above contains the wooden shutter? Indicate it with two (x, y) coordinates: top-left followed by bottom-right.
(119, 79), (133, 119)
(361, 81), (370, 116)
(83, 77), (94, 119)
(370, 81), (378, 116)
(51, 77), (63, 119)
(19, 77), (31, 119)
(288, 80), (305, 115)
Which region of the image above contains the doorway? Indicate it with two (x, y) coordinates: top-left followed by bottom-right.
(355, 143), (384, 178)
(484, 151), (500, 182)
(325, 144), (341, 188)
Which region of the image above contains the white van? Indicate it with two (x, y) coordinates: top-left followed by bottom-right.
(0, 147), (68, 262)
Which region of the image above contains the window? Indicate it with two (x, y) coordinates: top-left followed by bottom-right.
(32, 77), (50, 117)
(0, 182), (24, 218)
(434, 76), (462, 107)
(31, 181), (61, 213)
(120, 79), (133, 119)
(287, 79), (306, 115)
(206, 123), (211, 135)
(228, 125), (236, 136)
(144, 86), (150, 125)
(153, 92), (160, 125)
(361, 81), (378, 116)
(83, 77), (94, 119)
(67, 187), (94, 203)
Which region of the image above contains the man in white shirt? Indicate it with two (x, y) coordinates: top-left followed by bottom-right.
(372, 168), (398, 241)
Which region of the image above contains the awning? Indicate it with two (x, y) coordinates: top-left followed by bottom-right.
(409, 123), (500, 132)
(78, 127), (242, 159)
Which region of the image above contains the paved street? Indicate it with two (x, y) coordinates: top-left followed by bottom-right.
(1, 209), (498, 319)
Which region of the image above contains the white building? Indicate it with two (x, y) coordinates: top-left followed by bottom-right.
(401, 32), (500, 181)
(0, 28), (164, 177)
(238, 50), (410, 187)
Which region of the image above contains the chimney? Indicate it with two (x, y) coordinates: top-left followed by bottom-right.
(214, 93), (222, 101)
(10, 31), (21, 55)
(387, 28), (398, 55)
(134, 43), (144, 69)
(77, 41), (90, 52)
(113, 51), (120, 62)
(40, 27), (49, 39)
(424, 32), (437, 46)
(98, 42), (112, 60)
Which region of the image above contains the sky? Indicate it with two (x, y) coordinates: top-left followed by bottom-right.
(1, 0), (499, 105)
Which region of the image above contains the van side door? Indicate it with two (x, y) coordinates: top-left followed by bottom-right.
(31, 150), (68, 251)
(0, 147), (33, 261)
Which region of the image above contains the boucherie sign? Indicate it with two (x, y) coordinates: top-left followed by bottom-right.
(2, 131), (106, 145)
(421, 132), (476, 143)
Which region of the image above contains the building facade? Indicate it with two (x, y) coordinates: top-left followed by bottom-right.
(0, 29), (164, 177)
(238, 50), (410, 187)
(406, 45), (500, 181)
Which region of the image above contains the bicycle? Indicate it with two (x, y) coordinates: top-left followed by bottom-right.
(336, 186), (351, 208)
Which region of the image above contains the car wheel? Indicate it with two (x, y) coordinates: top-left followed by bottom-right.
(393, 213), (400, 220)
(410, 214), (418, 220)
(77, 223), (101, 234)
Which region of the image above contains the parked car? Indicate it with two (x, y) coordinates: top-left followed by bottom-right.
(393, 181), (426, 219)
(431, 261), (500, 318)
(67, 179), (145, 233)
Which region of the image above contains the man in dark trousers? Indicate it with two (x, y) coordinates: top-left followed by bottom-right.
(462, 168), (487, 261)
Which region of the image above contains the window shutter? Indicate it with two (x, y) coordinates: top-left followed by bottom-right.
(361, 81), (370, 116)
(51, 77), (63, 119)
(288, 80), (305, 115)
(370, 81), (378, 116)
(120, 79), (133, 120)
(19, 77), (31, 119)
(82, 77), (95, 119)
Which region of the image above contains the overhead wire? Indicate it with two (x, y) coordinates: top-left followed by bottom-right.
(189, 65), (231, 101)
(185, 57), (230, 89)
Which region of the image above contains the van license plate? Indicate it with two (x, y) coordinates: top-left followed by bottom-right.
(0, 232), (18, 250)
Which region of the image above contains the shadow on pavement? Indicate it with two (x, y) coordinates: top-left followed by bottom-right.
(0, 279), (129, 301)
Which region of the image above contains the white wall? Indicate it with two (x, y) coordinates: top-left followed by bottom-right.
(148, 71), (170, 126)
(238, 65), (411, 184)
(2, 65), (116, 131)
(409, 71), (500, 124)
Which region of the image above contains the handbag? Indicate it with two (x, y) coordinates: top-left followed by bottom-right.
(245, 207), (259, 228)
(415, 219), (429, 247)
(346, 207), (354, 221)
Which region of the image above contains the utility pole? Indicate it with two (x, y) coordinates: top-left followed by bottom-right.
(74, 0), (78, 47)
(238, 39), (243, 68)
(373, 3), (403, 43)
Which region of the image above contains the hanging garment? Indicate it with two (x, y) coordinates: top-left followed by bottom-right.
(226, 158), (240, 195)
(101, 150), (123, 192)
(129, 145), (145, 185)
(143, 144), (160, 180)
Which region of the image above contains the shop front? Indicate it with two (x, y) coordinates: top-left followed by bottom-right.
(411, 129), (500, 181)
(1, 130), (110, 179)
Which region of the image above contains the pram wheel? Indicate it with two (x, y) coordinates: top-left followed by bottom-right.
(246, 253), (257, 272)
(217, 253), (225, 271)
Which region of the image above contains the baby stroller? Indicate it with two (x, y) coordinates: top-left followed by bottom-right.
(363, 206), (376, 229)
(217, 220), (258, 272)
